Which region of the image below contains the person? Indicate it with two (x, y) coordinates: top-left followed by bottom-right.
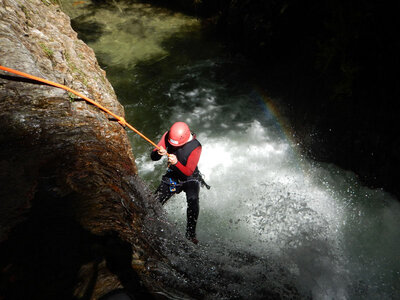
(151, 121), (208, 244)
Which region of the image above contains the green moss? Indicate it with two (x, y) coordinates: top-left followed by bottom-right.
(40, 0), (51, 6)
(64, 51), (89, 88)
(64, 50), (71, 63)
(78, 53), (85, 60)
(39, 42), (54, 58)
(41, 0), (60, 6)
(68, 60), (78, 73)
(68, 91), (77, 102)
(65, 51), (78, 73)
(82, 77), (88, 87)
(20, 5), (31, 19)
(95, 75), (107, 85)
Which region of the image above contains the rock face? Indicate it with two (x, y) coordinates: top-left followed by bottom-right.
(0, 0), (164, 298)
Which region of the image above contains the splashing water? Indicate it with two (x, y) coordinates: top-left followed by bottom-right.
(62, 1), (400, 298)
(136, 74), (400, 298)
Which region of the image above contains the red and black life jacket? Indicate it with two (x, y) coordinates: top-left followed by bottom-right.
(165, 132), (201, 181)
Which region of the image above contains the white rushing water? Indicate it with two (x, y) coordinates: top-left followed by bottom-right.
(136, 69), (400, 299)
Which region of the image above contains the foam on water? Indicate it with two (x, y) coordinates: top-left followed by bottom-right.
(136, 82), (400, 299)
(138, 119), (351, 297)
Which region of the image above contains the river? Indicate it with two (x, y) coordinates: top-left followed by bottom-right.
(60, 1), (400, 299)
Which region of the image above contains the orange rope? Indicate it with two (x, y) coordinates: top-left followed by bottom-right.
(0, 65), (161, 150)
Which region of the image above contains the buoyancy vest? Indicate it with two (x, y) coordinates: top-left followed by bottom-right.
(165, 132), (201, 181)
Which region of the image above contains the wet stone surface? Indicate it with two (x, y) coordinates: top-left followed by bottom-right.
(0, 0), (169, 299)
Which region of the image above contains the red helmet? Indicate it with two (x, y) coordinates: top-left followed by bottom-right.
(168, 122), (191, 146)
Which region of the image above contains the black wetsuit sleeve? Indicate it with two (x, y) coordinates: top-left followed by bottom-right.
(151, 150), (162, 161)
(150, 131), (168, 161)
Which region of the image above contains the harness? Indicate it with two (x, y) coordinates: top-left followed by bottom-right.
(162, 172), (211, 192)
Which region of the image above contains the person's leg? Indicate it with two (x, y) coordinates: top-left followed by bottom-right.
(184, 181), (200, 242)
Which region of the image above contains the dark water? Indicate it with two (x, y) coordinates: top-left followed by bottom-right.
(61, 1), (400, 298)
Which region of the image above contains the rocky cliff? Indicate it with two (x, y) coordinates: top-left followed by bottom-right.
(0, 0), (169, 298)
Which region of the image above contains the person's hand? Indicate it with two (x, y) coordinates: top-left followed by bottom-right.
(157, 146), (167, 156)
(168, 154), (178, 165)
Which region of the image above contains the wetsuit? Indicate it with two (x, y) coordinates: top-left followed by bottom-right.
(151, 131), (202, 240)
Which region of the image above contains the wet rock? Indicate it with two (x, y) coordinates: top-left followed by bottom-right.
(0, 0), (166, 299)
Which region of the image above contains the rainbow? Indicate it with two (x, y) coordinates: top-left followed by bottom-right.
(252, 85), (295, 144)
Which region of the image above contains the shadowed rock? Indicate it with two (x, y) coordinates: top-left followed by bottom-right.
(0, 0), (168, 298)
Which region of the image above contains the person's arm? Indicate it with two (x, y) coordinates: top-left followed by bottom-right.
(151, 132), (168, 161)
(174, 146), (201, 176)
